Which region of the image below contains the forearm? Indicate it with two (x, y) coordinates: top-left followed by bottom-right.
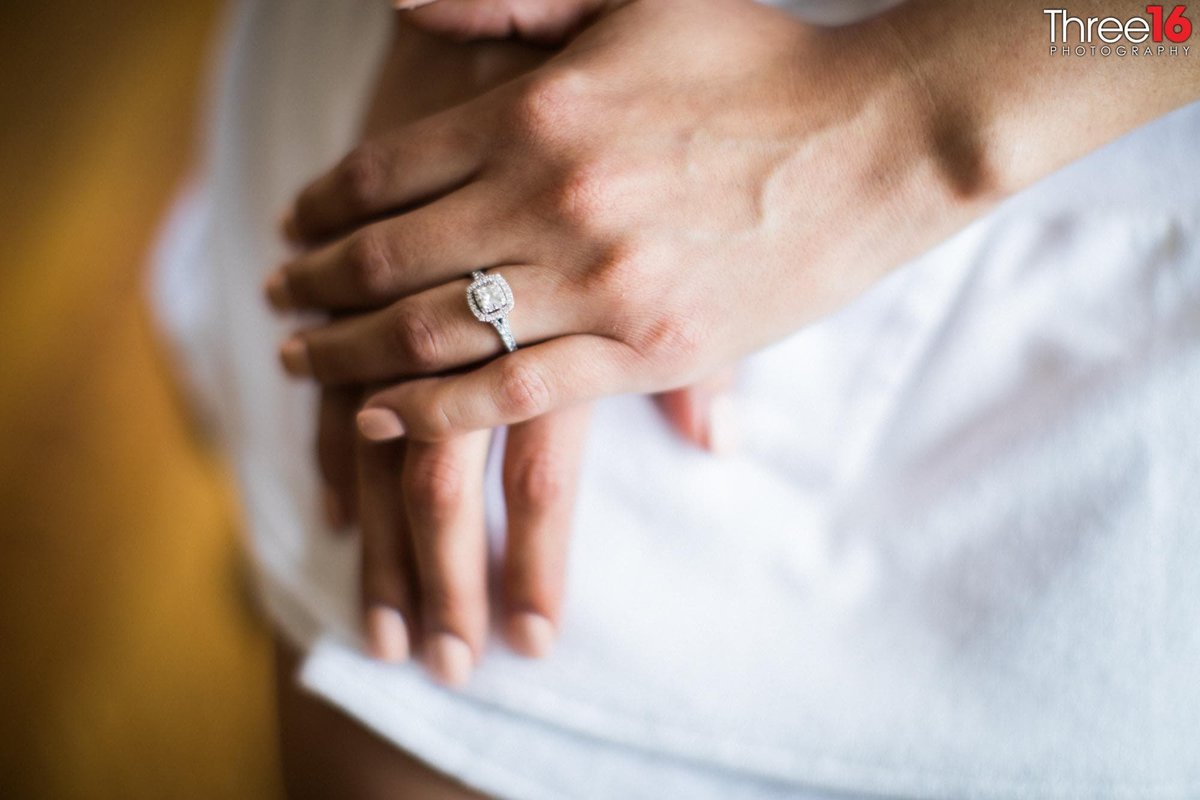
(882, 0), (1200, 197)
(790, 0), (1198, 313)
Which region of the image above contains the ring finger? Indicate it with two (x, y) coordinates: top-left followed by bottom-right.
(279, 266), (586, 385)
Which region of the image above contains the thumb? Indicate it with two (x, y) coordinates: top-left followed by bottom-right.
(652, 368), (739, 455)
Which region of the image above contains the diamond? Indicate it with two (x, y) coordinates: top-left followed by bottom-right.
(473, 283), (508, 315)
(466, 272), (514, 323)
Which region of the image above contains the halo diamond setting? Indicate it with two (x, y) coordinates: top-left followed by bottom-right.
(466, 270), (517, 352)
(467, 272), (514, 322)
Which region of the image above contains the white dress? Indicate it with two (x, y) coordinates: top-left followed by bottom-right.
(151, 1), (1200, 797)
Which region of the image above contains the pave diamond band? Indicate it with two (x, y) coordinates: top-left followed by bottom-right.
(466, 270), (517, 353)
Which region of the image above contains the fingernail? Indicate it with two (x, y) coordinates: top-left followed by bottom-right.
(279, 336), (312, 378)
(425, 633), (472, 687)
(707, 394), (739, 456)
(263, 270), (295, 312)
(357, 408), (406, 441)
(323, 486), (350, 531)
(367, 606), (410, 663)
(507, 612), (555, 658)
(393, 0), (441, 9)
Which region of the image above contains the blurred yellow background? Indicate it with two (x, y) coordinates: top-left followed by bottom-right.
(0, 2), (280, 797)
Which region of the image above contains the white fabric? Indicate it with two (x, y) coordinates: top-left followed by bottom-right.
(150, 1), (1200, 797)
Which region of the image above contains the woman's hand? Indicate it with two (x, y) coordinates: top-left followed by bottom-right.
(291, 16), (735, 686)
(312, 22), (569, 685)
(308, 19), (547, 536)
(273, 0), (1200, 444)
(271, 0), (967, 441)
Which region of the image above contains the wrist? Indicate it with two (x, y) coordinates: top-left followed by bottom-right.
(769, 12), (992, 302)
(875, 0), (1200, 198)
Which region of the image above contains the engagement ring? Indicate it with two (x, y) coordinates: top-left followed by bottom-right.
(466, 270), (517, 353)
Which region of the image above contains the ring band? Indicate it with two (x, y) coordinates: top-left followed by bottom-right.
(466, 269), (517, 353)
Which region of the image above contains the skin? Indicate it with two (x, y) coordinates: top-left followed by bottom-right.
(275, 0), (1200, 436)
(275, 24), (729, 793)
(271, 0), (1200, 683)
(274, 18), (735, 687)
(335, 24), (551, 684)
(269, 1), (1200, 792)
(398, 0), (612, 44)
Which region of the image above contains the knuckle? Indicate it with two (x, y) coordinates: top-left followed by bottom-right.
(405, 453), (465, 522)
(587, 244), (644, 305)
(344, 231), (393, 296)
(550, 162), (611, 231)
(505, 452), (568, 509)
(337, 144), (388, 212)
(388, 307), (441, 372)
(636, 311), (707, 366)
(426, 400), (457, 441)
(511, 70), (585, 145)
(496, 360), (552, 419)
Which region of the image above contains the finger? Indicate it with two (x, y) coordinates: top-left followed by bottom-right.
(283, 107), (490, 246)
(652, 367), (738, 453)
(403, 430), (493, 686)
(279, 267), (584, 385)
(501, 404), (591, 657)
(316, 386), (361, 532)
(270, 183), (517, 313)
(357, 335), (639, 442)
(404, 0), (606, 44)
(358, 436), (419, 664)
